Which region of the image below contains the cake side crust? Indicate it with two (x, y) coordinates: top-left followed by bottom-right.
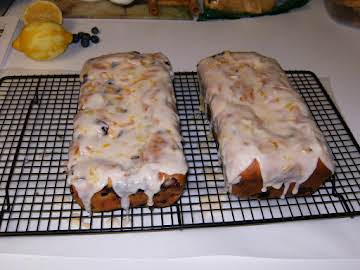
(231, 159), (331, 199)
(71, 173), (186, 212)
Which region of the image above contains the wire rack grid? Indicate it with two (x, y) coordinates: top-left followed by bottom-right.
(0, 71), (359, 236)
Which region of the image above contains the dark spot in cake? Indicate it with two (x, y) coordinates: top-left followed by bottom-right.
(82, 74), (89, 84)
(117, 130), (124, 137)
(131, 155), (140, 160)
(118, 108), (127, 113)
(111, 62), (119, 69)
(101, 126), (108, 135)
(106, 80), (114, 85)
(96, 119), (109, 135)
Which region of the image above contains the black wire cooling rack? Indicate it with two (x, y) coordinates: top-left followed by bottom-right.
(0, 71), (359, 236)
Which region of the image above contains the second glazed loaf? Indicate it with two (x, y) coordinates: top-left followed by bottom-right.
(197, 51), (335, 198)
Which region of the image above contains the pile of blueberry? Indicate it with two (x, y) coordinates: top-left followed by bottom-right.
(72, 27), (100, 48)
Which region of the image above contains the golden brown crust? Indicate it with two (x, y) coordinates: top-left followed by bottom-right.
(70, 173), (186, 212)
(231, 159), (332, 199)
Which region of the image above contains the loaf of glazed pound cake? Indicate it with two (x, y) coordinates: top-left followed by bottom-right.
(67, 52), (188, 212)
(197, 51), (335, 199)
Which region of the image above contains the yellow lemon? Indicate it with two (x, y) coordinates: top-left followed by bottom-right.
(12, 21), (73, 61)
(23, 0), (63, 25)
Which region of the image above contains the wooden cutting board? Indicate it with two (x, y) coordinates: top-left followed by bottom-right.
(53, 0), (195, 20)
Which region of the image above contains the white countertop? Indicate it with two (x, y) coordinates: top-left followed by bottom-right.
(1, 0), (360, 269)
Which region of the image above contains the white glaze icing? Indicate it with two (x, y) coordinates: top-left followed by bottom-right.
(197, 51), (334, 195)
(68, 52), (187, 211)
